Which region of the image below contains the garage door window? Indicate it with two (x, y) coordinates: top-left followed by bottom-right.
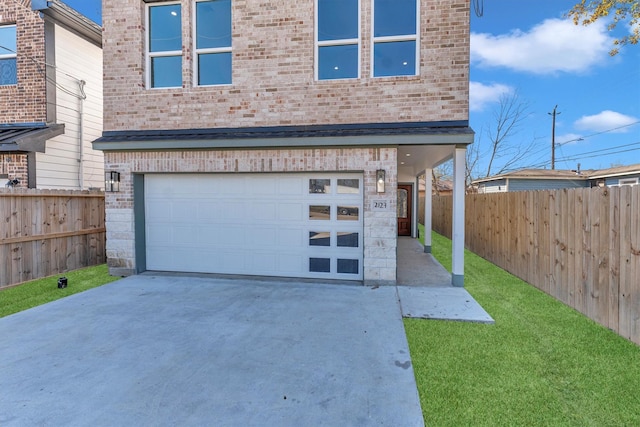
(310, 205), (330, 220)
(337, 259), (359, 274)
(337, 232), (358, 247)
(309, 231), (331, 246)
(310, 258), (331, 273)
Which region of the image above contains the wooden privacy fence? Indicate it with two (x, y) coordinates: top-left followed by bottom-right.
(0, 189), (106, 289)
(432, 186), (640, 345)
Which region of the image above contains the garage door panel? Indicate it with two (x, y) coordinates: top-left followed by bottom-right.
(279, 177), (303, 195)
(145, 173), (363, 279)
(278, 203), (304, 221)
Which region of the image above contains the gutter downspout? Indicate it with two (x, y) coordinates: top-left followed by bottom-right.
(78, 80), (87, 190)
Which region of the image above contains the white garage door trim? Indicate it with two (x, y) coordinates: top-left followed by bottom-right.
(144, 173), (364, 280)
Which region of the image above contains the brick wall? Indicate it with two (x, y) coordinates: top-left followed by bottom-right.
(104, 148), (398, 284)
(0, 0), (47, 124)
(103, 0), (470, 131)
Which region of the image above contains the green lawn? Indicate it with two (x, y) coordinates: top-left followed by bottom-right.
(0, 264), (119, 318)
(405, 225), (640, 426)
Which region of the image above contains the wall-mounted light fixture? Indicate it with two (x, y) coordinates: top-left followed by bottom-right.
(376, 169), (385, 193)
(105, 171), (120, 192)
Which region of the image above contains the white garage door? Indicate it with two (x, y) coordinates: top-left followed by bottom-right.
(145, 173), (364, 280)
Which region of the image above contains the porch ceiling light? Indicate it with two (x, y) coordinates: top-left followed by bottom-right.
(376, 169), (385, 193)
(105, 171), (120, 192)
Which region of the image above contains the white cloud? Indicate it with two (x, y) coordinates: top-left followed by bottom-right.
(471, 18), (612, 74)
(469, 81), (513, 112)
(574, 111), (639, 133)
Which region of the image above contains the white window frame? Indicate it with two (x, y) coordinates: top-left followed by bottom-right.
(0, 24), (17, 86)
(314, 0), (361, 81)
(618, 178), (639, 186)
(371, 0), (419, 78)
(145, 1), (183, 89)
(193, 0), (233, 87)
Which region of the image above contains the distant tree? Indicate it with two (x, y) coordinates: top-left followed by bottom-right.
(567, 0), (639, 55)
(465, 91), (538, 185)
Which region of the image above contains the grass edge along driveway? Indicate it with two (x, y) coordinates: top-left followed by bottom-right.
(405, 226), (640, 427)
(0, 264), (119, 318)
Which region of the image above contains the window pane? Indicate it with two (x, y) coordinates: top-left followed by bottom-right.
(309, 179), (330, 193)
(310, 258), (331, 273)
(0, 26), (17, 54)
(151, 56), (182, 88)
(309, 205), (330, 220)
(337, 206), (359, 220)
(318, 0), (358, 41)
(149, 4), (182, 52)
(319, 45), (358, 80)
(0, 59), (17, 85)
(398, 189), (408, 218)
(337, 232), (359, 247)
(374, 41), (416, 77)
(196, 0), (231, 49)
(309, 231), (330, 247)
(198, 52), (232, 85)
(337, 259), (359, 274)
(374, 0), (416, 37)
(337, 179), (359, 193)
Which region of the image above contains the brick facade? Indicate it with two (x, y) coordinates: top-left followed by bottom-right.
(0, 0), (47, 123)
(101, 0), (471, 283)
(103, 0), (469, 131)
(105, 148), (398, 283)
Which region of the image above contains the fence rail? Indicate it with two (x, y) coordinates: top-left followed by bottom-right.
(432, 186), (640, 345)
(0, 189), (106, 289)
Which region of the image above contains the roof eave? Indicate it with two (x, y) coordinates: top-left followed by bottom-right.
(32, 0), (102, 47)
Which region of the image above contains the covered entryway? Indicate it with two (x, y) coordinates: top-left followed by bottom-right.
(144, 173), (364, 280)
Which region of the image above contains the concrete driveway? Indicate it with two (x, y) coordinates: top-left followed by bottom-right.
(0, 275), (424, 426)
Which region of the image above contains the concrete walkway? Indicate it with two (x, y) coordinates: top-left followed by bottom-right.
(396, 237), (495, 324)
(0, 275), (424, 427)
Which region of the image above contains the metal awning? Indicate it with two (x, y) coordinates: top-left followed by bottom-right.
(0, 124), (65, 153)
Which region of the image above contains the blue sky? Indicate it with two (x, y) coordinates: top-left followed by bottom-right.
(63, 0), (639, 174)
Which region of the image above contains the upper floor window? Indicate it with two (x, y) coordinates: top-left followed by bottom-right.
(372, 0), (418, 77)
(195, 0), (232, 86)
(146, 3), (182, 88)
(0, 24), (17, 86)
(315, 0), (360, 80)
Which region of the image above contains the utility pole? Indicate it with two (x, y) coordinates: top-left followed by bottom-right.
(548, 105), (560, 170)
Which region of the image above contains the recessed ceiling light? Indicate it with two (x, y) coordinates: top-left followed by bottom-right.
(400, 161), (405, 165)
(402, 61), (408, 66)
(334, 66), (339, 70)
(406, 153), (411, 157)
(171, 11), (177, 16)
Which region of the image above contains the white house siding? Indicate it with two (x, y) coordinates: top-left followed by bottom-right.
(478, 179), (507, 193)
(36, 24), (103, 190)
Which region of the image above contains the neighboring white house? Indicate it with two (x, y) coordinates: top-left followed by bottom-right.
(473, 164), (640, 193)
(0, 0), (103, 190)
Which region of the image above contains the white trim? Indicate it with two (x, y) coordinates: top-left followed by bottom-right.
(371, 0), (419, 78)
(423, 169), (432, 248)
(452, 147), (466, 286)
(193, 0), (233, 87)
(314, 0), (361, 81)
(145, 1), (183, 90)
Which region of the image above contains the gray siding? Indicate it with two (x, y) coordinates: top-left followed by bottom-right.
(508, 179), (587, 192)
(605, 173), (640, 186)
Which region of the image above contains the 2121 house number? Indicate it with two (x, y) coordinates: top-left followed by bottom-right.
(371, 200), (389, 211)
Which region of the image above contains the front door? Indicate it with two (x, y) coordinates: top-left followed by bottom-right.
(397, 184), (412, 236)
